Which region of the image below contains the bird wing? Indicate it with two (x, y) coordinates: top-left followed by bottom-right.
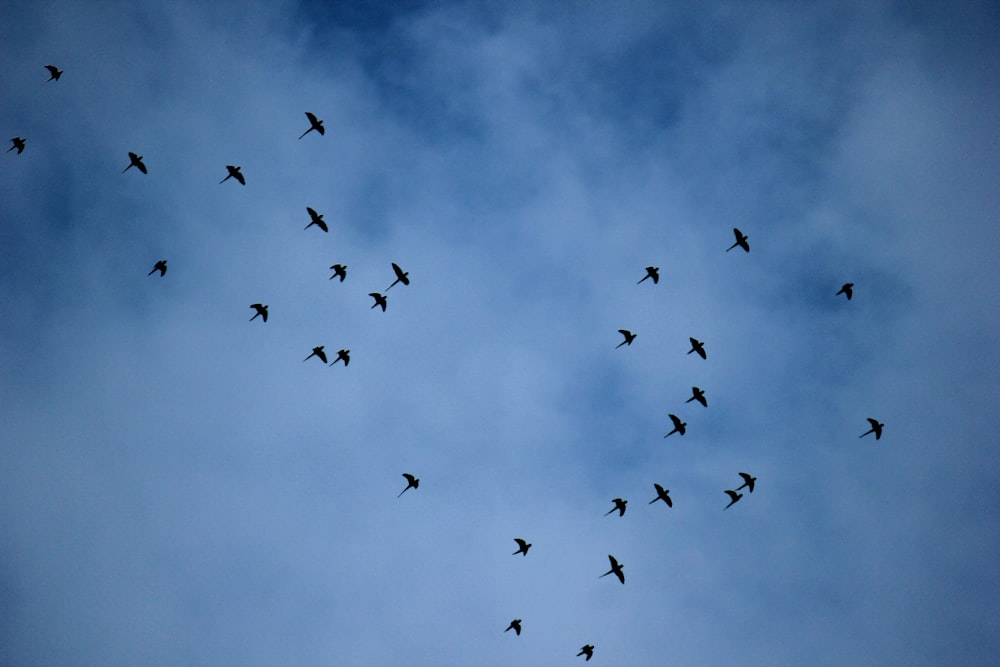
(305, 111), (318, 124)
(608, 555), (619, 568)
(725, 490), (740, 502)
(739, 472), (753, 485)
(235, 172), (245, 185)
(137, 161), (147, 174)
(307, 207), (318, 218)
(392, 262), (405, 278)
(867, 417), (880, 428)
(403, 473), (416, 484)
(514, 538), (526, 548)
(669, 414), (682, 428)
(45, 65), (59, 76)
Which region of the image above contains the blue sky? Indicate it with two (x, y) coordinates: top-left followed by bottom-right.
(2, 1), (999, 665)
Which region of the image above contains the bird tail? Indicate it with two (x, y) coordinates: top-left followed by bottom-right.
(298, 129), (310, 140)
(121, 165), (131, 173)
(726, 243), (736, 252)
(397, 487), (409, 497)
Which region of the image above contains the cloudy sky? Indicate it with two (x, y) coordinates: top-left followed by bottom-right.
(2, 1), (999, 665)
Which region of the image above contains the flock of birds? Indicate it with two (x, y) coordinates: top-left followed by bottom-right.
(7, 64), (888, 663)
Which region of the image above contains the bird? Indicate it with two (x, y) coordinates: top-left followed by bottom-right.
(505, 619), (522, 636)
(859, 417), (884, 440)
(736, 472), (756, 493)
(836, 282), (854, 300)
(398, 473), (419, 497)
(687, 337), (707, 359)
(512, 538), (532, 556)
(298, 111), (325, 139)
(724, 489), (743, 510)
(577, 645), (595, 661)
(604, 498), (628, 517)
(304, 207), (328, 232)
(664, 413), (687, 438)
(122, 152), (147, 174)
(329, 349), (350, 367)
(43, 64), (63, 83)
(600, 555), (624, 584)
(370, 292), (387, 311)
(637, 266), (659, 284)
(726, 227), (750, 252)
(303, 346), (327, 363)
(329, 264), (347, 281)
(147, 260), (167, 276)
(386, 262), (410, 290)
(649, 483), (673, 507)
(249, 304), (268, 322)
(616, 329), (636, 348)
(5, 137), (25, 154)
(686, 386), (707, 407)
(219, 165), (245, 185)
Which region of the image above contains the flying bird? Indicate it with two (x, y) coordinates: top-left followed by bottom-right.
(600, 555), (624, 584)
(505, 619), (522, 636)
(577, 645), (595, 661)
(370, 292), (387, 311)
(304, 207), (328, 232)
(329, 264), (347, 281)
(604, 498), (628, 517)
(836, 282), (854, 300)
(122, 151), (147, 174)
(736, 472), (756, 493)
(616, 329), (637, 348)
(386, 262), (410, 290)
(43, 64), (63, 83)
(147, 260), (167, 276)
(512, 538), (532, 556)
(219, 165), (245, 185)
(726, 227), (750, 253)
(329, 349), (350, 367)
(724, 489), (743, 510)
(859, 417), (884, 440)
(687, 337), (706, 359)
(249, 303), (268, 322)
(664, 413), (687, 438)
(298, 111), (325, 139)
(303, 346), (327, 363)
(686, 386), (707, 407)
(6, 137), (25, 154)
(637, 266), (659, 284)
(649, 483), (673, 507)
(398, 473), (419, 497)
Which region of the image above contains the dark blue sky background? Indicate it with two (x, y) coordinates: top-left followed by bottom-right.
(2, 1), (999, 665)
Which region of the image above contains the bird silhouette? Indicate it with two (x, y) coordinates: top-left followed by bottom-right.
(687, 337), (707, 359)
(604, 498), (628, 517)
(304, 207), (328, 232)
(836, 282), (854, 300)
(724, 489), (743, 510)
(398, 473), (419, 497)
(505, 619), (522, 635)
(298, 111), (325, 139)
(726, 227), (750, 252)
(329, 264), (347, 281)
(736, 472), (756, 493)
(577, 644), (595, 661)
(303, 346), (327, 363)
(664, 413), (687, 438)
(600, 555), (624, 584)
(386, 262), (410, 290)
(649, 483), (673, 507)
(6, 137), (25, 154)
(219, 165), (245, 185)
(329, 349), (350, 367)
(686, 386), (707, 407)
(859, 417), (884, 440)
(637, 266), (659, 284)
(512, 538), (532, 556)
(370, 292), (387, 311)
(616, 329), (637, 348)
(249, 303), (268, 322)
(122, 152), (147, 174)
(43, 64), (63, 83)
(147, 260), (167, 276)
